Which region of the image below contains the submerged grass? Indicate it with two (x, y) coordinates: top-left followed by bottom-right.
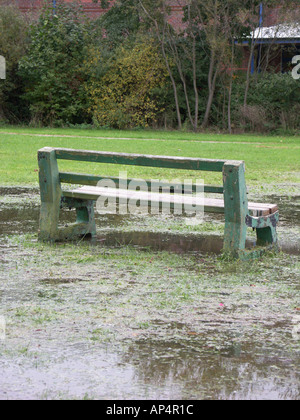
(0, 213), (299, 398)
(2, 233), (299, 346)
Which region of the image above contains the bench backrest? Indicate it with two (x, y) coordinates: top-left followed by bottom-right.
(38, 147), (246, 191)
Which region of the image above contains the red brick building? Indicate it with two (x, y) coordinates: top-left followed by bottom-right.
(14, 1), (299, 24)
(13, 1), (299, 28)
(14, 0), (112, 17)
(15, 0), (188, 22)
(13, 0), (300, 73)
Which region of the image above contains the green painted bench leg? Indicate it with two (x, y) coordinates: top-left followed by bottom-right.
(223, 161), (248, 257)
(245, 212), (279, 248)
(59, 197), (96, 241)
(39, 202), (60, 241)
(256, 226), (277, 246)
(38, 148), (62, 242)
(75, 200), (97, 237)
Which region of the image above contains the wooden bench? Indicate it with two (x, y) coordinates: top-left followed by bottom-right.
(37, 147), (279, 259)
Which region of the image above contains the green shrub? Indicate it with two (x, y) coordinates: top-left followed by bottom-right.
(232, 72), (300, 132)
(19, 2), (92, 126)
(0, 2), (29, 123)
(85, 37), (170, 129)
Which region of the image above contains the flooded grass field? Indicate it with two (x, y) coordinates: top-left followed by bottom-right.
(0, 186), (299, 400)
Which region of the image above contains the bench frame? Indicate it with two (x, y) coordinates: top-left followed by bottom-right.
(38, 147), (279, 259)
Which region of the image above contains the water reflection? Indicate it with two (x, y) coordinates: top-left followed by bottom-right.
(100, 231), (224, 254)
(0, 188), (299, 255)
(0, 336), (298, 400)
(121, 339), (300, 400)
(0, 188), (299, 400)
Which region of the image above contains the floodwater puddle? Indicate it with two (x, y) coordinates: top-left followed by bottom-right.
(1, 335), (298, 400)
(0, 187), (299, 399)
(99, 231), (224, 254)
(269, 194), (300, 226)
(0, 187), (299, 255)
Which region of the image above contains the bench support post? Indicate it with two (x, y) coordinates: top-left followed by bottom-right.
(246, 212), (279, 247)
(59, 197), (96, 241)
(256, 226), (277, 246)
(223, 161), (248, 257)
(38, 148), (61, 241)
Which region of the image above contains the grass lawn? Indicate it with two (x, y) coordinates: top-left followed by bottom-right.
(0, 127), (299, 191)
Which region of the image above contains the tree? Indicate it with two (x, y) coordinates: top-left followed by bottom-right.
(240, 0), (300, 129)
(138, 0), (263, 130)
(19, 1), (93, 126)
(137, 0), (184, 129)
(0, 1), (29, 122)
(98, 0), (140, 47)
(85, 36), (169, 129)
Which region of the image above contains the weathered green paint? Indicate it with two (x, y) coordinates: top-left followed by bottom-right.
(37, 147), (279, 259)
(246, 212), (279, 246)
(56, 223), (95, 242)
(55, 148), (226, 172)
(38, 147), (62, 241)
(222, 161), (248, 257)
(38, 148), (97, 242)
(61, 197), (96, 240)
(237, 247), (269, 261)
(246, 212), (279, 229)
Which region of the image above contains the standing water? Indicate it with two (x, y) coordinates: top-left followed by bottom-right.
(0, 188), (299, 400)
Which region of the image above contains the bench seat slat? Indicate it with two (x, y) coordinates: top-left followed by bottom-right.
(62, 186), (278, 217)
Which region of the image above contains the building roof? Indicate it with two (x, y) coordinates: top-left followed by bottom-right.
(251, 23), (300, 40)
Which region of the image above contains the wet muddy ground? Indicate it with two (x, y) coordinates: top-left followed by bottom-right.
(0, 187), (299, 400)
